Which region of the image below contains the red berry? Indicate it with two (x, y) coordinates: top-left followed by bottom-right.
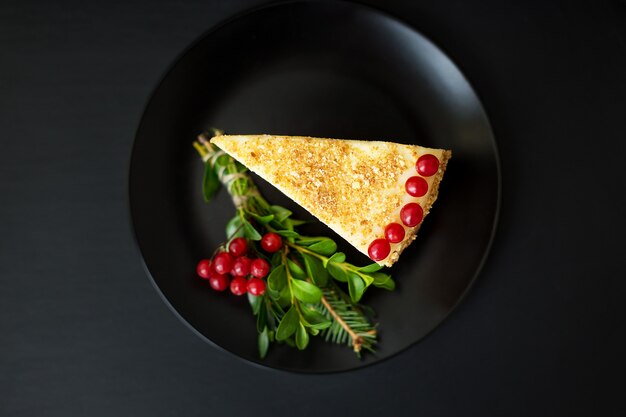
(416, 154), (439, 177)
(231, 256), (251, 277)
(250, 258), (270, 278)
(213, 252), (233, 274)
(261, 232), (282, 253)
(209, 273), (230, 291)
(368, 239), (391, 261)
(405, 176), (428, 197)
(230, 276), (248, 296)
(228, 237), (247, 257)
(400, 203), (424, 227)
(384, 223), (405, 243)
(196, 259), (212, 279)
(247, 277), (266, 296)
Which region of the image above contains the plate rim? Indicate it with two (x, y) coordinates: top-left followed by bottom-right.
(128, 0), (502, 374)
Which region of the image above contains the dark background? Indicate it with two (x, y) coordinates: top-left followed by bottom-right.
(1, 0), (625, 415)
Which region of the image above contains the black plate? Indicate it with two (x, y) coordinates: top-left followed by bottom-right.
(129, 0), (500, 373)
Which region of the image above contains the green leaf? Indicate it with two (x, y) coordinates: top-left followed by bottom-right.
(271, 252), (281, 266)
(289, 219), (308, 226)
(307, 239), (337, 256)
(295, 236), (325, 246)
(247, 212), (274, 225)
(269, 205), (292, 222)
(248, 293), (263, 315)
(266, 286), (280, 301)
(371, 272), (396, 290)
(278, 286), (291, 308)
(225, 215), (244, 239)
(302, 252), (328, 286)
(348, 273), (366, 302)
(295, 323), (309, 350)
(300, 307), (332, 330)
(360, 272), (374, 287)
(324, 252), (346, 267)
(256, 302), (267, 333)
(242, 221), (262, 240)
(327, 261), (348, 282)
(267, 265), (287, 292)
(358, 263), (384, 273)
(276, 306), (299, 341)
(287, 259), (306, 279)
(275, 229), (299, 238)
(202, 162), (220, 202)
(258, 327), (269, 358)
(291, 280), (323, 304)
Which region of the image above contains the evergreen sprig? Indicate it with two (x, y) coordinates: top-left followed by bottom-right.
(193, 129), (396, 358)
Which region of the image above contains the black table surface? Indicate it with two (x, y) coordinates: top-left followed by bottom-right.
(1, 0), (625, 416)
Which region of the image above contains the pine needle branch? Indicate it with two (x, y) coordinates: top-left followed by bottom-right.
(317, 284), (377, 356)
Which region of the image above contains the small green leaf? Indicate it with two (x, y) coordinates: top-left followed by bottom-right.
(276, 306), (299, 341)
(247, 212), (274, 225)
(302, 252), (328, 286)
(258, 327), (269, 358)
(269, 205), (292, 222)
(358, 263), (384, 273)
(202, 162), (220, 202)
(287, 259), (306, 279)
(283, 218), (294, 231)
(248, 293), (263, 315)
(295, 236), (325, 246)
(360, 272), (374, 287)
(267, 265), (287, 292)
(242, 221), (262, 240)
(291, 280), (323, 303)
(371, 272), (396, 290)
(256, 302), (267, 333)
(278, 286), (291, 308)
(225, 215), (244, 239)
(307, 239), (337, 256)
(300, 307), (332, 330)
(324, 252), (346, 267)
(266, 286), (280, 301)
(348, 273), (366, 302)
(276, 230), (299, 238)
(327, 261), (348, 282)
(271, 252), (281, 266)
(295, 323), (309, 350)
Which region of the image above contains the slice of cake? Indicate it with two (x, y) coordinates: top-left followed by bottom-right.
(211, 134), (451, 267)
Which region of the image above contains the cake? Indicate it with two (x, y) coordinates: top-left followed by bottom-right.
(210, 134), (451, 267)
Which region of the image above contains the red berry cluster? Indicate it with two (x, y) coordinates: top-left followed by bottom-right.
(368, 153), (440, 262)
(196, 233), (283, 296)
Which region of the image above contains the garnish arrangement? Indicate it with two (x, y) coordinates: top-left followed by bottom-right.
(193, 130), (396, 358)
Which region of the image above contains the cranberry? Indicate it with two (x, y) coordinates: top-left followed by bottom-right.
(209, 273), (230, 291)
(384, 223), (405, 243)
(196, 259), (212, 279)
(250, 258), (270, 278)
(261, 232), (282, 253)
(400, 203), (424, 227)
(368, 238), (391, 261)
(405, 176), (428, 197)
(416, 154), (439, 177)
(247, 277), (266, 296)
(230, 276), (248, 296)
(212, 252), (233, 274)
(228, 237), (247, 257)
(231, 256), (251, 277)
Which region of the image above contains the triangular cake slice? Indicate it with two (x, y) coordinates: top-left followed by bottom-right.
(211, 135), (451, 267)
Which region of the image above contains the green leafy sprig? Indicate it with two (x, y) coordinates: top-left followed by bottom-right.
(193, 129), (395, 358)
